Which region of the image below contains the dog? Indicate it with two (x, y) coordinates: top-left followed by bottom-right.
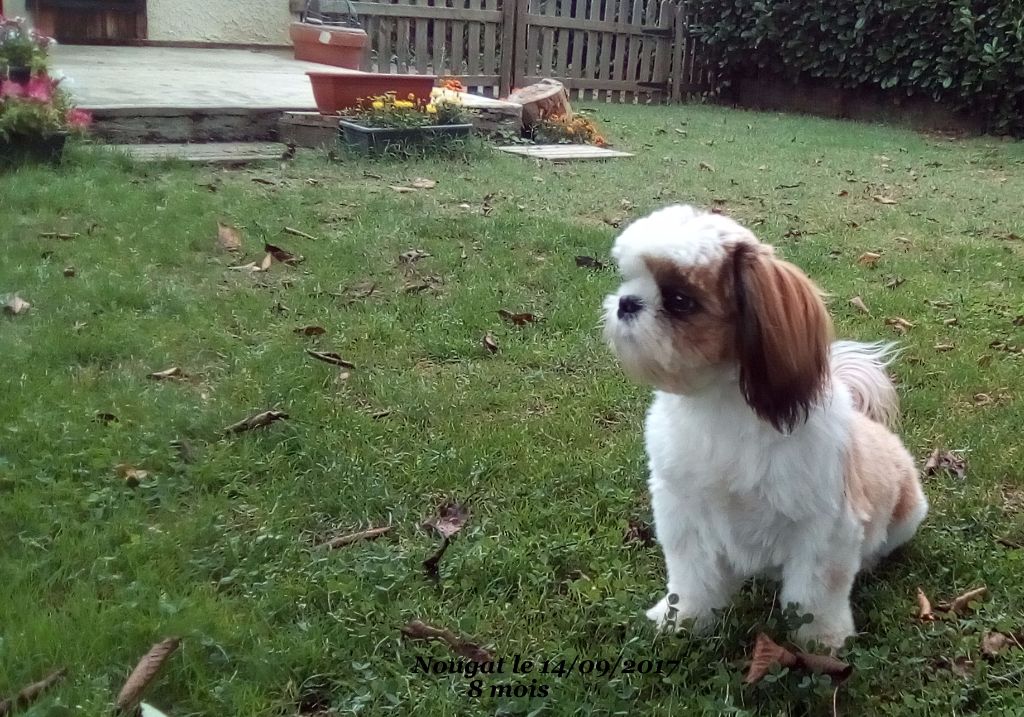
(602, 205), (927, 649)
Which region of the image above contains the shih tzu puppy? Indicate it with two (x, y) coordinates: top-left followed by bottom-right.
(603, 205), (927, 649)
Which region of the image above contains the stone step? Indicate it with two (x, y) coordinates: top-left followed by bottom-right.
(103, 142), (287, 164)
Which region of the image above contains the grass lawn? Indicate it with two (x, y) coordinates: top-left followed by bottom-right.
(2, 104), (1024, 716)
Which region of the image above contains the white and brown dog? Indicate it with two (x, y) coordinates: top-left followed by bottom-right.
(603, 205), (927, 649)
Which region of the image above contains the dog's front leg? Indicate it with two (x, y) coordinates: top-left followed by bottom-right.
(647, 490), (739, 632)
(781, 544), (859, 651)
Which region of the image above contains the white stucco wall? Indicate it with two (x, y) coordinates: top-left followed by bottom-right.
(147, 0), (295, 45)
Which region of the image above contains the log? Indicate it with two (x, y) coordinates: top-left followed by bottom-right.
(507, 79), (573, 129)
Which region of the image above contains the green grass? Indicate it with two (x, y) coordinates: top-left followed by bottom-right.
(2, 104), (1024, 716)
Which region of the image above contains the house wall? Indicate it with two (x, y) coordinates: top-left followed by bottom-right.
(146, 0), (295, 45)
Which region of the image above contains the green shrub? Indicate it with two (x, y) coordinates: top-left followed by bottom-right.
(693, 0), (1024, 135)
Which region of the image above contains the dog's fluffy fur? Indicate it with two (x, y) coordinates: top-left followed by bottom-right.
(603, 205), (927, 649)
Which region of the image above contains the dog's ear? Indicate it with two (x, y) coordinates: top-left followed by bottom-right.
(731, 243), (832, 432)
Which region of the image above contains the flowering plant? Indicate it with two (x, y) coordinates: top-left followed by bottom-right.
(0, 15), (53, 72)
(534, 113), (608, 147)
(0, 74), (91, 140)
(348, 92), (466, 129)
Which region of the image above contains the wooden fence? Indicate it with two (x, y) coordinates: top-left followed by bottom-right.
(351, 0), (710, 101)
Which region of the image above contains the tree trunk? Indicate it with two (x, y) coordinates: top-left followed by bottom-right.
(507, 79), (574, 129)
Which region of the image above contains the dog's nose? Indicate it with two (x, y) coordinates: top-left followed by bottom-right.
(617, 295), (644, 319)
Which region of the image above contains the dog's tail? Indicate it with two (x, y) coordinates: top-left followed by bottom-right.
(830, 341), (900, 428)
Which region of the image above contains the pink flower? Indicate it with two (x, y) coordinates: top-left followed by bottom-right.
(0, 81), (25, 99)
(66, 108), (92, 129)
(25, 76), (55, 102)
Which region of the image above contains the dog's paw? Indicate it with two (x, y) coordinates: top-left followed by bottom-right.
(793, 621), (853, 652)
(645, 594), (713, 633)
(645, 596), (677, 630)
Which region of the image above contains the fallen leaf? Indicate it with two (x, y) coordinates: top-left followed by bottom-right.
(259, 253), (273, 271)
(63, 266), (76, 278)
(857, 251), (882, 267)
(424, 501), (469, 540)
(94, 412), (119, 425)
(837, 189), (849, 197)
(885, 276), (906, 289)
(264, 243), (303, 265)
(575, 255), (606, 270)
(216, 222), (242, 252)
(924, 449), (967, 480)
(886, 316), (914, 334)
(849, 296), (870, 314)
(483, 333), (499, 354)
(943, 317), (958, 326)
(497, 309), (538, 326)
(400, 620), (493, 662)
(316, 525), (393, 550)
(223, 410), (288, 435)
(0, 668), (67, 716)
(293, 325), (326, 336)
(698, 161), (715, 172)
(2, 294), (31, 316)
(917, 587), (937, 621)
(982, 631), (1013, 658)
(623, 518), (655, 547)
(399, 249), (431, 264)
(422, 537), (451, 581)
(390, 185), (417, 193)
(411, 177), (437, 189)
(305, 350), (355, 368)
(873, 195), (898, 205)
(744, 633), (851, 685)
(944, 586), (987, 615)
(115, 638), (181, 713)
(934, 343), (955, 352)
(251, 177), (276, 186)
(147, 366), (185, 381)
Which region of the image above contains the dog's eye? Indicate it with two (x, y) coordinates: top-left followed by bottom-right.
(663, 291), (699, 316)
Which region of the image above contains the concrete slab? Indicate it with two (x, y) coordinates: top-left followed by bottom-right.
(51, 45), (338, 111)
(498, 144), (633, 160)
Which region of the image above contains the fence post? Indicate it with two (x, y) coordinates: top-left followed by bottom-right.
(498, 0), (520, 96)
(670, 0), (686, 102)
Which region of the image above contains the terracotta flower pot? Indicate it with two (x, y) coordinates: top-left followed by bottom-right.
(290, 22), (367, 69)
(307, 72), (437, 114)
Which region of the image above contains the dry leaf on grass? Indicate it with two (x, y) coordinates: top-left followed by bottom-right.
(147, 366), (186, 381)
(316, 525), (393, 550)
(497, 309), (538, 326)
(698, 161), (715, 172)
(411, 178), (437, 189)
(885, 276), (906, 289)
(482, 333), (499, 354)
(982, 632), (1014, 658)
(2, 294), (31, 316)
(294, 325), (326, 336)
(0, 667), (67, 716)
(95, 412), (119, 425)
(264, 243), (303, 266)
(886, 317), (914, 334)
(924, 449), (967, 480)
(216, 222), (242, 252)
(917, 587), (937, 621)
(223, 410), (289, 435)
(849, 296), (870, 314)
(934, 343), (955, 352)
(873, 195), (898, 205)
(744, 633), (851, 685)
(942, 586), (988, 615)
(857, 252), (882, 268)
(423, 537), (451, 581)
(400, 620), (493, 662)
(116, 464), (150, 488)
(63, 266), (76, 278)
(390, 185), (417, 193)
(575, 255), (606, 270)
(305, 350), (355, 368)
(837, 189), (849, 197)
(115, 638), (181, 714)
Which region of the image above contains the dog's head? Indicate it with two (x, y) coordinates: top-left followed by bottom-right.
(603, 205), (833, 432)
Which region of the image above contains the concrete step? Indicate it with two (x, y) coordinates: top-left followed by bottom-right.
(103, 142), (287, 164)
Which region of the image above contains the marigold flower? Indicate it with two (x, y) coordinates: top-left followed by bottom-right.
(425, 103), (438, 114)
(372, 100), (385, 110)
(394, 100), (415, 109)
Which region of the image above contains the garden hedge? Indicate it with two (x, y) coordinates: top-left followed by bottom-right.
(693, 0), (1024, 135)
